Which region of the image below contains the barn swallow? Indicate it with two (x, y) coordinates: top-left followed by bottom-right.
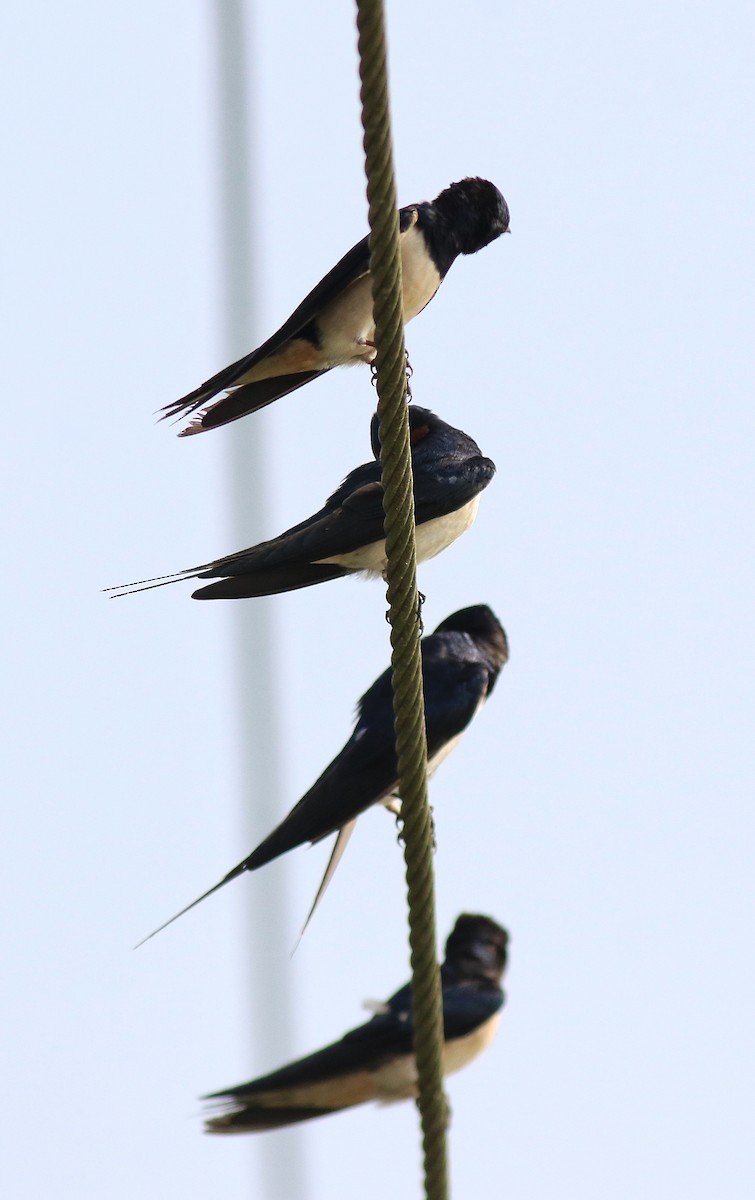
(204, 913), (509, 1132)
(108, 407), (495, 600)
(161, 177), (509, 435)
(137, 605), (508, 945)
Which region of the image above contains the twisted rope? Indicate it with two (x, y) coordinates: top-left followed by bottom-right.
(356, 3), (449, 1197)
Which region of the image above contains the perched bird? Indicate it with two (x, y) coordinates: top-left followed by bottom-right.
(137, 605), (508, 945)
(204, 913), (509, 1132)
(161, 177), (509, 435)
(108, 407), (495, 600)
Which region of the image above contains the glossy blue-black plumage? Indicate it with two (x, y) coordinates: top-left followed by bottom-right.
(204, 913), (509, 1132)
(108, 406), (494, 600)
(244, 604), (508, 864)
(160, 178), (509, 434)
(136, 607), (508, 945)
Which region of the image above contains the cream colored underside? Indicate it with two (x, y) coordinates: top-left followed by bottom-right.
(373, 1011), (502, 1102)
(236, 215), (440, 383)
(315, 495), (481, 573)
(227, 1012), (501, 1113)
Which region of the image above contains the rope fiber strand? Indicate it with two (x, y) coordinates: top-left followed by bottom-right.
(355, 2), (449, 1198)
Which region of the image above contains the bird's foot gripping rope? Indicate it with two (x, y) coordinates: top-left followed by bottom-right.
(405, 350), (414, 401)
(371, 351), (414, 402)
(386, 589), (425, 632)
(394, 805), (436, 851)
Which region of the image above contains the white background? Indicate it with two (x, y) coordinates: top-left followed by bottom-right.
(1, 2), (754, 1196)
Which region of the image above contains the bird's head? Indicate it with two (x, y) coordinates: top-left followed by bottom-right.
(444, 913), (509, 986)
(433, 604), (509, 669)
(369, 405), (440, 460)
(434, 177), (510, 255)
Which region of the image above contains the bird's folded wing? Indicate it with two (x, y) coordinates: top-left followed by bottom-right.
(192, 562), (350, 600)
(192, 473), (386, 587)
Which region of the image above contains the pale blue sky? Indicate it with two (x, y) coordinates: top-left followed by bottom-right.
(1, 2), (754, 1197)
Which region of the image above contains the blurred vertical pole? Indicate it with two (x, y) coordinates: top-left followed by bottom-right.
(212, 3), (306, 1195)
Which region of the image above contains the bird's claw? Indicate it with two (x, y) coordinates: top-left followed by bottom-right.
(395, 814), (406, 846)
(417, 590), (426, 633)
(369, 349), (413, 400)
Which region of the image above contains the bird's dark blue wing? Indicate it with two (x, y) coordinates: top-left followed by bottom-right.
(162, 237), (371, 422)
(268, 202), (418, 348)
(207, 1006), (412, 1105)
(206, 978), (501, 1107)
(202, 996), (416, 1131)
(191, 562), (350, 600)
(194, 462), (384, 576)
(244, 712), (399, 866)
(228, 204), (419, 368)
(244, 629), (494, 867)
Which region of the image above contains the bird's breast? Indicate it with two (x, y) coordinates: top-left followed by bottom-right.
(400, 223), (443, 318)
(442, 1012), (502, 1076)
(317, 274), (378, 365)
(372, 1053), (419, 1102)
(312, 495), (480, 575)
(315, 222), (442, 368)
(371, 1010), (502, 1102)
(414, 495), (481, 561)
